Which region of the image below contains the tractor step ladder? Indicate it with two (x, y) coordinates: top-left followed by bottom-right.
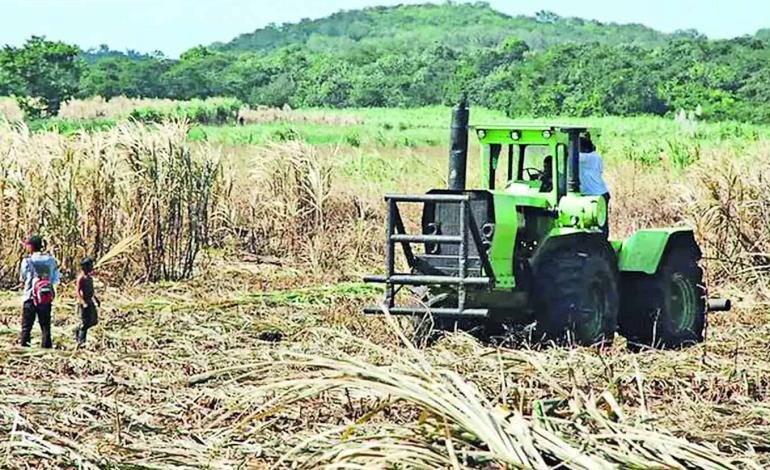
(364, 193), (495, 318)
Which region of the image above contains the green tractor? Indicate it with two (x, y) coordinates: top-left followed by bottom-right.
(364, 99), (731, 348)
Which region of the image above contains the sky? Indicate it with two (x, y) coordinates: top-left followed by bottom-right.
(2, 0), (769, 57)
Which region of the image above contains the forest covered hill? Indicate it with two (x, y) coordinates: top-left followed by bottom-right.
(2, 2), (769, 121)
(213, 2), (675, 53)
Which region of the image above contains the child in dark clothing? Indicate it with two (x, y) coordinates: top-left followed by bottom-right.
(75, 257), (100, 347)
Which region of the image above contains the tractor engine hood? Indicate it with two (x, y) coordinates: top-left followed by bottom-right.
(497, 182), (552, 209)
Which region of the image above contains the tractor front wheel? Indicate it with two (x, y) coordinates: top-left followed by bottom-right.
(532, 241), (619, 347)
(619, 239), (705, 349)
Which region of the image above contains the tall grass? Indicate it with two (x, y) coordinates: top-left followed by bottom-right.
(215, 142), (384, 273)
(59, 96), (180, 120)
(0, 121), (219, 283)
(682, 142), (770, 293)
(0, 97), (23, 122)
(238, 105), (364, 125)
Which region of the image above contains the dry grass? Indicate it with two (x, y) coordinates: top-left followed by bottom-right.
(0, 98), (23, 122)
(59, 96), (181, 120)
(1, 119), (770, 468)
(40, 97), (364, 125)
(0, 262), (767, 468)
(214, 141), (385, 274)
(0, 121), (219, 283)
(682, 142), (770, 294)
(0, 121), (388, 282)
(605, 161), (684, 238)
(238, 106), (364, 126)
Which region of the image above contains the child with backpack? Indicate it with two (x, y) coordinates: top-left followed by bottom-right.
(19, 235), (60, 348)
(74, 257), (100, 347)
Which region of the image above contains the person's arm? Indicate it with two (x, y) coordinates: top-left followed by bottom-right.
(50, 258), (60, 285)
(18, 259), (27, 290)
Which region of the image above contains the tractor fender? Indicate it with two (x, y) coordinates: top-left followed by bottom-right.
(530, 228), (616, 270)
(618, 228), (701, 275)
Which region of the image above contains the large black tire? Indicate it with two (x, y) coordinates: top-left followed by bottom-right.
(531, 240), (619, 347)
(619, 238), (706, 349)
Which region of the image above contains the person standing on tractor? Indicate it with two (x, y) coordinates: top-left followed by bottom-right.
(74, 257), (100, 348)
(19, 235), (60, 348)
(579, 135), (611, 237)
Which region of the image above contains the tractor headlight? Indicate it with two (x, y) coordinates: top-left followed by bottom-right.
(477, 129), (486, 139)
(510, 131), (521, 140)
(481, 223), (495, 240)
(542, 130), (552, 139)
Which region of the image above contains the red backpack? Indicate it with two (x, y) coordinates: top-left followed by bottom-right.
(29, 261), (55, 306)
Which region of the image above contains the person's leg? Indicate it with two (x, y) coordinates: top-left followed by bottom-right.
(19, 300), (36, 347)
(79, 305), (97, 345)
(37, 304), (52, 349)
(89, 305), (99, 329)
(76, 305), (87, 345)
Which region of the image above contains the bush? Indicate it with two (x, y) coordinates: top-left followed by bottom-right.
(129, 97), (242, 125)
(344, 132), (361, 147)
(270, 126), (302, 142)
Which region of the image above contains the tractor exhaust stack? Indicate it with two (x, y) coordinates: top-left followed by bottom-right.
(448, 95), (469, 191)
(568, 130), (581, 193)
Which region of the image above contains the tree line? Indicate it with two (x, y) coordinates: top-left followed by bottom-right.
(2, 33), (769, 122)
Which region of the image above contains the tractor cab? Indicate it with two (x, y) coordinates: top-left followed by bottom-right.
(472, 124), (599, 209)
(472, 124), (608, 235)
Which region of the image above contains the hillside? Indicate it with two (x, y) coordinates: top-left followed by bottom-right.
(4, 2), (769, 122)
(214, 2), (673, 53)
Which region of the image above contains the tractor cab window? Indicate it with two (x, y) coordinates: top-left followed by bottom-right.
(515, 145), (548, 180)
(488, 144), (515, 190)
(486, 143), (554, 193)
(512, 145), (553, 192)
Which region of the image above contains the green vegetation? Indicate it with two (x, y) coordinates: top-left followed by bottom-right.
(0, 36), (83, 117)
(128, 97), (242, 124)
(2, 3), (769, 122)
(25, 117), (116, 134)
(214, 2), (671, 53)
(189, 106), (770, 163)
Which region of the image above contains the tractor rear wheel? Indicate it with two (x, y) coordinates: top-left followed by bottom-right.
(531, 241), (619, 346)
(619, 239), (705, 349)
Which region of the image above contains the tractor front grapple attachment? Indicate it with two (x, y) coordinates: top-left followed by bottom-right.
(364, 193), (495, 318)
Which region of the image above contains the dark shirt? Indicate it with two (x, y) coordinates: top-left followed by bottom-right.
(77, 274), (95, 306)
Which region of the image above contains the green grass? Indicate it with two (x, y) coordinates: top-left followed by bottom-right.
(11, 102), (770, 168)
(25, 118), (117, 135)
(188, 106), (770, 167)
(188, 106), (510, 147)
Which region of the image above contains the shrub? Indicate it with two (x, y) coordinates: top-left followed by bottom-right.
(129, 97), (242, 125)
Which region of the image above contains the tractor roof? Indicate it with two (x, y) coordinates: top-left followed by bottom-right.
(472, 123), (600, 135)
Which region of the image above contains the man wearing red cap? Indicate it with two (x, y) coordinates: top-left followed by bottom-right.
(19, 235), (60, 348)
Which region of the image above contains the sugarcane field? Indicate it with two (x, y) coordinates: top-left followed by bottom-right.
(2, 1), (770, 469)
